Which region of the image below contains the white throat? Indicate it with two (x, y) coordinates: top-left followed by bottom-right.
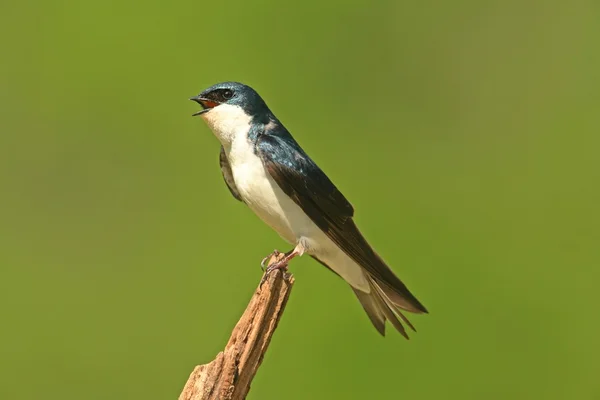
(201, 104), (252, 147)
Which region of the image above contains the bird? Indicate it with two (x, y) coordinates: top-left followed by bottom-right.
(190, 81), (428, 338)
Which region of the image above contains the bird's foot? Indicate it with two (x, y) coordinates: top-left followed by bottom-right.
(261, 249), (282, 271)
(259, 251), (291, 288)
(259, 244), (303, 288)
(265, 259), (290, 274)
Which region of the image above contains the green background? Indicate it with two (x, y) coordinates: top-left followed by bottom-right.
(1, 1), (599, 399)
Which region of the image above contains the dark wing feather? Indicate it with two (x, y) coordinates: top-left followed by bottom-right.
(256, 133), (353, 227)
(257, 132), (427, 314)
(219, 145), (243, 202)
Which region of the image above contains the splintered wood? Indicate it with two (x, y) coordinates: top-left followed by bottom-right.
(179, 253), (294, 400)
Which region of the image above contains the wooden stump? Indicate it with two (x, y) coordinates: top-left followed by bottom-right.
(179, 253), (294, 400)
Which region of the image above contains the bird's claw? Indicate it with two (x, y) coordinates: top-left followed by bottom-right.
(260, 249), (281, 271)
(259, 254), (289, 288)
(265, 259), (289, 275)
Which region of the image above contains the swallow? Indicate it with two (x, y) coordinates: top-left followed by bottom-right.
(190, 82), (428, 338)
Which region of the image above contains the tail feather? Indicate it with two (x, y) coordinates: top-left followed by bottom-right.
(310, 254), (426, 338)
(352, 286), (386, 336)
(352, 275), (420, 338)
(374, 276), (429, 314)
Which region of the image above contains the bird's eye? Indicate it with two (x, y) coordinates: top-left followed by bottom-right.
(222, 89), (234, 99)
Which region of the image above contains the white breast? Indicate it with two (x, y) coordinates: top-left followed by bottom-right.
(227, 133), (314, 244)
(201, 103), (305, 242)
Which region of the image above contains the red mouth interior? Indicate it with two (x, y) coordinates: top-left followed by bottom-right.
(201, 99), (219, 109)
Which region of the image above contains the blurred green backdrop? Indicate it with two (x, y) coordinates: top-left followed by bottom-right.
(1, 1), (599, 399)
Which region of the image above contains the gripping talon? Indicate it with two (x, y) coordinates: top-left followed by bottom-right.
(259, 243), (305, 288)
(260, 249), (281, 271)
(265, 260), (289, 274)
(259, 260), (288, 288)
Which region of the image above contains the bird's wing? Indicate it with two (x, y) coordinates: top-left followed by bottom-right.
(256, 133), (353, 228)
(219, 145), (243, 202)
(256, 132), (427, 314)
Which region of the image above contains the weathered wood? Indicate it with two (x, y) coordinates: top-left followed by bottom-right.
(179, 254), (295, 400)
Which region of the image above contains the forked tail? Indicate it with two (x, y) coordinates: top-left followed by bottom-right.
(352, 274), (427, 338)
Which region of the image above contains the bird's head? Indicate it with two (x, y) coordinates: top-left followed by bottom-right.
(191, 82), (271, 144)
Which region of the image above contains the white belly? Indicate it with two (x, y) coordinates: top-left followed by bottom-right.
(228, 141), (314, 244)
(226, 136), (370, 292)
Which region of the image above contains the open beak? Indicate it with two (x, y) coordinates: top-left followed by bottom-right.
(190, 96), (220, 116)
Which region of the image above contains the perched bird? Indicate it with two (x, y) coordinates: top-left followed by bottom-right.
(190, 82), (428, 338)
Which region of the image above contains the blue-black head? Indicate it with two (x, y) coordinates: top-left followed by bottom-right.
(190, 81), (271, 122)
